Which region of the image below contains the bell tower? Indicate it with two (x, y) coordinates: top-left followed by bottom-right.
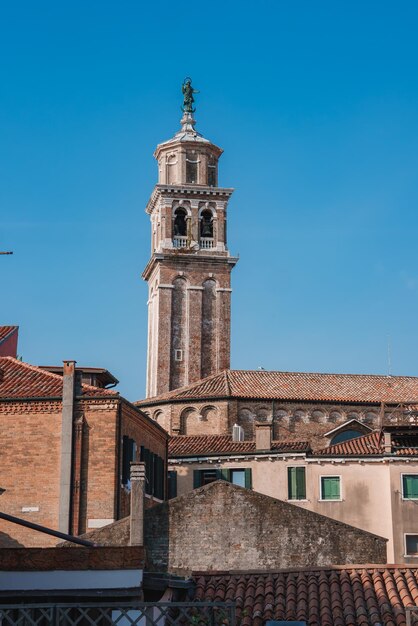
(143, 80), (238, 398)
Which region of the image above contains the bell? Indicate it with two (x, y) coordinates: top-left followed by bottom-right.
(201, 219), (212, 237)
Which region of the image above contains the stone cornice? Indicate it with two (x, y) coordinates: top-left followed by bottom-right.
(142, 253), (239, 281)
(145, 184), (234, 214)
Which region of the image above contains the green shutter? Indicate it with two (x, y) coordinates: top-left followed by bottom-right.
(245, 468), (252, 489)
(193, 470), (201, 489)
(288, 467), (306, 499)
(288, 467), (297, 499)
(296, 467), (306, 499)
(221, 469), (230, 481)
(168, 470), (177, 499)
(143, 449), (151, 495)
(322, 476), (340, 500)
(155, 456), (163, 499)
(403, 475), (418, 499)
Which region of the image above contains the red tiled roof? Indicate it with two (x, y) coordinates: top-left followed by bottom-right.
(192, 567), (418, 626)
(0, 357), (118, 399)
(0, 326), (17, 343)
(138, 369), (418, 405)
(168, 434), (310, 457)
(317, 430), (418, 457)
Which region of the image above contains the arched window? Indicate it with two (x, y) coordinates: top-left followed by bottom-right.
(200, 210), (213, 238)
(186, 152), (198, 184)
(208, 156), (217, 186)
(173, 208), (187, 237)
(330, 429), (364, 445)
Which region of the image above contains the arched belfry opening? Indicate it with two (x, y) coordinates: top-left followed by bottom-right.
(143, 79), (238, 397)
(173, 208), (187, 237)
(200, 210), (213, 238)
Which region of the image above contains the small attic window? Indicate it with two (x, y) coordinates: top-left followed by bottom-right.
(330, 429), (364, 445)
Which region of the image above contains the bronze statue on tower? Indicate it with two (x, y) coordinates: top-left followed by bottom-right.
(181, 77), (199, 113)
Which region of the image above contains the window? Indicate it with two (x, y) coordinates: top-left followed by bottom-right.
(230, 469), (246, 487)
(330, 429), (364, 445)
(320, 476), (341, 501)
(186, 152), (198, 184)
(174, 349), (183, 362)
(402, 475), (418, 499)
(193, 468), (252, 489)
(194, 469), (219, 487)
(207, 156), (217, 186)
(168, 471), (177, 499)
(405, 534), (418, 556)
(288, 467), (306, 500)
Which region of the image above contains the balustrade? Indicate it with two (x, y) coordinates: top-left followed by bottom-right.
(173, 236), (188, 248)
(200, 237), (215, 249)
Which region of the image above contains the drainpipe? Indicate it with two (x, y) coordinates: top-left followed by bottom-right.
(130, 462), (146, 546)
(58, 360), (76, 533)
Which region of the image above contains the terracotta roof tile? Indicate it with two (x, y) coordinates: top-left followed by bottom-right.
(192, 567), (418, 626)
(138, 369), (418, 405)
(168, 434), (310, 457)
(316, 430), (418, 457)
(0, 357), (118, 399)
(0, 326), (17, 343)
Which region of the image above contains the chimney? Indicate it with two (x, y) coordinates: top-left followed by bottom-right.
(383, 431), (392, 454)
(255, 422), (272, 450)
(58, 360), (76, 533)
(232, 423), (244, 442)
(130, 462), (146, 546)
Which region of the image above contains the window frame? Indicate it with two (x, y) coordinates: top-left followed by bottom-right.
(401, 473), (418, 500)
(229, 468), (246, 488)
(404, 533), (418, 557)
(287, 465), (307, 501)
(319, 475), (342, 502)
(193, 467), (252, 489)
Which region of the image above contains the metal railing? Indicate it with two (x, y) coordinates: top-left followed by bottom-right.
(0, 602), (236, 626)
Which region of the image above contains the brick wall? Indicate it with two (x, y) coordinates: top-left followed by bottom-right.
(145, 255), (234, 398)
(0, 400), (62, 547)
(144, 481), (386, 575)
(145, 397), (383, 447)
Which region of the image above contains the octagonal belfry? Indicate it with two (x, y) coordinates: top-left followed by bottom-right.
(142, 98), (238, 398)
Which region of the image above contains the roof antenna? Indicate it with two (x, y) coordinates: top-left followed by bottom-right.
(387, 335), (392, 377)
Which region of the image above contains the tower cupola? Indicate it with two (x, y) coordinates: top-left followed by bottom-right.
(154, 111), (222, 187)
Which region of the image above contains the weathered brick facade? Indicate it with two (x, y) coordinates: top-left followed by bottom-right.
(0, 358), (168, 547)
(140, 396), (408, 450)
(144, 481), (386, 574)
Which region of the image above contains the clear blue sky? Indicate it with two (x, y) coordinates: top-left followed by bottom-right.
(2, 1), (418, 400)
